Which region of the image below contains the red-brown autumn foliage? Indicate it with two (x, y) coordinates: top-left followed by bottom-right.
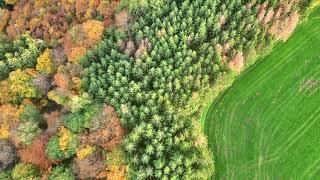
(0, 9), (10, 31)
(74, 150), (106, 179)
(115, 10), (129, 31)
(63, 20), (104, 62)
(18, 133), (52, 171)
(228, 51), (245, 73)
(256, 0), (301, 41)
(53, 73), (71, 90)
(269, 11), (300, 41)
(6, 0), (120, 44)
(83, 105), (125, 151)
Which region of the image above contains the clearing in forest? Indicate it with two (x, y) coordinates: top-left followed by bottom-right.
(204, 8), (320, 179)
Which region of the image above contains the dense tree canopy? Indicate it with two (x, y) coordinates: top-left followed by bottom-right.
(0, 0), (314, 179)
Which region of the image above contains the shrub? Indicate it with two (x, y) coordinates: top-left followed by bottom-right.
(49, 165), (75, 180)
(11, 162), (40, 180)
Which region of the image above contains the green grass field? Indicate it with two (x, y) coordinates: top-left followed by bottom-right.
(204, 8), (320, 179)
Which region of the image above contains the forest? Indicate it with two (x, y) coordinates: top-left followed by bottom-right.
(0, 0), (316, 179)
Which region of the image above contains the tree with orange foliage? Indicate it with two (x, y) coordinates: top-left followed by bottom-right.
(64, 20), (104, 62)
(18, 134), (52, 171)
(0, 9), (10, 31)
(0, 104), (20, 139)
(68, 47), (87, 63)
(0, 80), (11, 104)
(87, 105), (125, 151)
(82, 20), (104, 47)
(53, 72), (71, 89)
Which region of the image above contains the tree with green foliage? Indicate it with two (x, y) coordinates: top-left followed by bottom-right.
(0, 170), (11, 180)
(19, 104), (42, 123)
(11, 162), (40, 180)
(49, 165), (75, 180)
(64, 104), (100, 133)
(0, 34), (45, 80)
(46, 127), (78, 161)
(16, 121), (41, 145)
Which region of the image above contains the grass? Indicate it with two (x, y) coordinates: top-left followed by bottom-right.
(204, 8), (320, 179)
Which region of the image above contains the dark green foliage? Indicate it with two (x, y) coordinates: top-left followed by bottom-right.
(46, 136), (65, 160)
(46, 131), (78, 161)
(64, 104), (100, 133)
(0, 34), (45, 80)
(11, 162), (40, 180)
(0, 34), (12, 78)
(0, 34), (13, 60)
(16, 104), (42, 145)
(49, 165), (75, 180)
(0, 170), (11, 180)
(80, 0), (292, 179)
(19, 104), (42, 123)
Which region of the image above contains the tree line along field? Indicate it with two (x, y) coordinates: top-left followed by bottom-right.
(204, 7), (320, 179)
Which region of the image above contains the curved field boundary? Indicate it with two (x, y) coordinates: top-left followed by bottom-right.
(204, 9), (320, 179)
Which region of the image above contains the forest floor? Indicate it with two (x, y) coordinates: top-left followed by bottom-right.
(203, 7), (320, 179)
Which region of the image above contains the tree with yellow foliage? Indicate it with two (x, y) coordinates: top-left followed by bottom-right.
(76, 145), (96, 160)
(46, 126), (78, 160)
(8, 69), (40, 103)
(36, 48), (55, 75)
(4, 0), (18, 5)
(98, 147), (127, 180)
(0, 104), (21, 139)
